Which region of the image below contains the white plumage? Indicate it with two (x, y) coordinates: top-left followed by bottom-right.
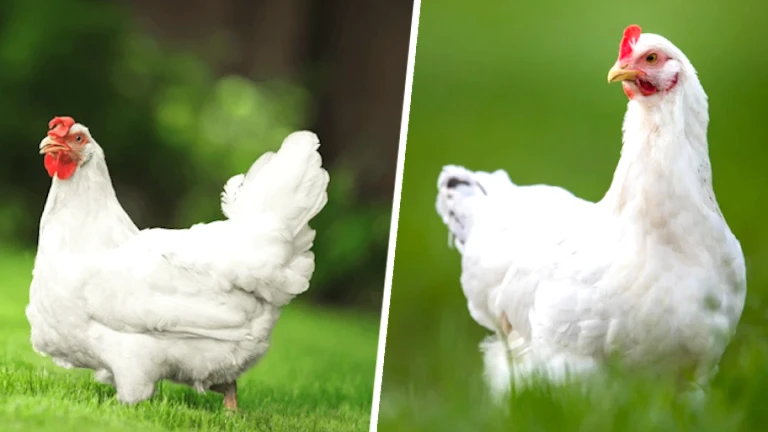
(27, 124), (329, 407)
(436, 26), (746, 400)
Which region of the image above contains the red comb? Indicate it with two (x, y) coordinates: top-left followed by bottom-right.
(619, 25), (642, 61)
(48, 116), (76, 139)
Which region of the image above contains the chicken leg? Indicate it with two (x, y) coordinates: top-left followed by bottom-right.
(211, 381), (238, 411)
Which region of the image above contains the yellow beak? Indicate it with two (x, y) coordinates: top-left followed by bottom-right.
(39, 136), (71, 154)
(607, 63), (640, 83)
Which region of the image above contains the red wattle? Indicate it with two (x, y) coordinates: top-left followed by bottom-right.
(44, 154), (57, 177)
(43, 153), (77, 180)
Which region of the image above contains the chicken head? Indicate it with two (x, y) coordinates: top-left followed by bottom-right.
(39, 116), (95, 180)
(607, 25), (684, 99)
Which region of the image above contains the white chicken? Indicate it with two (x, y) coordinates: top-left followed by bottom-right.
(27, 116), (329, 409)
(436, 25), (746, 399)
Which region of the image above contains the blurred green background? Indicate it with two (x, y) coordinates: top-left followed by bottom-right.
(0, 0), (412, 429)
(381, 0), (768, 430)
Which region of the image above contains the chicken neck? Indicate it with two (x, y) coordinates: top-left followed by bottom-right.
(599, 78), (723, 233)
(37, 151), (138, 257)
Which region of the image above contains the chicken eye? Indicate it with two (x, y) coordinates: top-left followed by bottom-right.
(646, 53), (658, 64)
(75, 135), (83, 142)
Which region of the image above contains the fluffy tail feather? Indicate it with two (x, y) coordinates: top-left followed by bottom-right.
(219, 132), (329, 306)
(221, 131), (330, 241)
(436, 165), (514, 252)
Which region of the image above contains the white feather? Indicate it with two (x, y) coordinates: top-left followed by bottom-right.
(27, 129), (329, 404)
(436, 32), (746, 399)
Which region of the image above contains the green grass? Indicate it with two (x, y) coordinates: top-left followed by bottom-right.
(0, 249), (378, 431)
(380, 0), (768, 430)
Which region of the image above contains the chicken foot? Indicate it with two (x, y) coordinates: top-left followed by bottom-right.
(211, 381), (238, 411)
(499, 312), (513, 336)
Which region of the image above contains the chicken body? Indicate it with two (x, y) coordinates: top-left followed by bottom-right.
(27, 126), (328, 406)
(436, 28), (746, 399)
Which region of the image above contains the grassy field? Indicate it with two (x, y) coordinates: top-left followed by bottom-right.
(379, 0), (768, 430)
(0, 249), (378, 431)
